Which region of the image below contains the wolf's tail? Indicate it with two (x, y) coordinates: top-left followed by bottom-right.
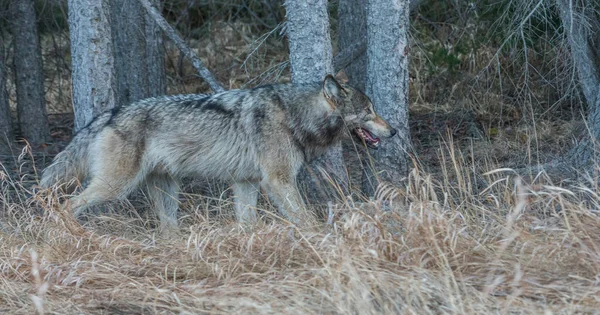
(40, 123), (99, 193)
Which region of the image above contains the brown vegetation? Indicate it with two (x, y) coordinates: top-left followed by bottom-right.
(2, 146), (600, 313)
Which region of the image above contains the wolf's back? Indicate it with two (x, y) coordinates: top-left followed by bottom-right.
(40, 113), (110, 193)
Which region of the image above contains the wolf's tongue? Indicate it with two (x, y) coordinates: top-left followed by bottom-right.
(361, 128), (380, 142)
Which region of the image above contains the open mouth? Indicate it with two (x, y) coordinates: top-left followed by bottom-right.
(354, 128), (381, 149)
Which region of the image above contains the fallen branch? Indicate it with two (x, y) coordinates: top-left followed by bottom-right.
(138, 0), (225, 93)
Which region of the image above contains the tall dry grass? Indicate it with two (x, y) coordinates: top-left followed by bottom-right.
(1, 143), (600, 314)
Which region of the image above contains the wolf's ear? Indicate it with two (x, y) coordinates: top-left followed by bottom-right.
(323, 74), (343, 101)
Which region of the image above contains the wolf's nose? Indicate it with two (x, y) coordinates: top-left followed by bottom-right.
(390, 128), (397, 137)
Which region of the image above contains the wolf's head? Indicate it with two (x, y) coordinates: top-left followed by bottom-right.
(321, 74), (397, 149)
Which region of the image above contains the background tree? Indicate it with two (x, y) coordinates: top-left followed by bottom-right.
(145, 0), (167, 97)
(284, 0), (349, 202)
(9, 0), (50, 148)
(68, 0), (117, 132)
(336, 0), (420, 91)
(111, 0), (151, 104)
(555, 0), (600, 169)
(0, 33), (12, 152)
(338, 0), (367, 92)
(362, 0), (412, 194)
(111, 0), (166, 103)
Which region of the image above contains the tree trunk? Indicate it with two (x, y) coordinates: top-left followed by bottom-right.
(285, 1), (334, 83)
(68, 0), (117, 132)
(111, 0), (150, 104)
(337, 0), (424, 88)
(334, 0), (422, 78)
(338, 0), (367, 92)
(362, 0), (412, 194)
(9, 0), (50, 148)
(145, 0), (167, 97)
(284, 0), (349, 203)
(556, 0), (600, 167)
(0, 35), (12, 152)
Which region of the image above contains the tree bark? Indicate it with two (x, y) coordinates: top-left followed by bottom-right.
(284, 0), (350, 203)
(338, 0), (367, 92)
(138, 0), (225, 93)
(556, 0), (600, 167)
(362, 0), (412, 194)
(145, 0), (167, 97)
(333, 39), (367, 74)
(334, 0), (423, 76)
(0, 35), (12, 152)
(68, 0), (118, 132)
(285, 1), (335, 83)
(111, 0), (150, 104)
(9, 0), (50, 147)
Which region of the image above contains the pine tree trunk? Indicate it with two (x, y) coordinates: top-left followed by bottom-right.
(284, 0), (349, 203)
(111, 0), (150, 104)
(338, 0), (367, 92)
(9, 0), (50, 147)
(0, 36), (12, 152)
(145, 0), (167, 96)
(362, 0), (412, 194)
(556, 0), (600, 167)
(68, 0), (117, 132)
(285, 0), (334, 83)
(335, 0), (421, 80)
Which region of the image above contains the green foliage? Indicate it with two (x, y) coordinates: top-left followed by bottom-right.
(412, 0), (564, 75)
(478, 0), (561, 51)
(426, 45), (462, 74)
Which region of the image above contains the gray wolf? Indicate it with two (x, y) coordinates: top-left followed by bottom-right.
(40, 75), (397, 228)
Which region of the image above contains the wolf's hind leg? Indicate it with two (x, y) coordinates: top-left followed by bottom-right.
(68, 172), (143, 218)
(232, 181), (259, 224)
(68, 130), (146, 219)
(144, 173), (180, 229)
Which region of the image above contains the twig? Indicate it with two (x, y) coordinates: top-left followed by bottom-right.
(138, 0), (226, 93)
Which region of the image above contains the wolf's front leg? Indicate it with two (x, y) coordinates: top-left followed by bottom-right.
(262, 176), (317, 227)
(144, 173), (180, 230)
(232, 181), (259, 224)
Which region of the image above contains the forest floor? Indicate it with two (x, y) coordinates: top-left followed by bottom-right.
(2, 19), (600, 314)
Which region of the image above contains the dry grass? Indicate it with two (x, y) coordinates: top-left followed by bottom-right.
(2, 143), (600, 314)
